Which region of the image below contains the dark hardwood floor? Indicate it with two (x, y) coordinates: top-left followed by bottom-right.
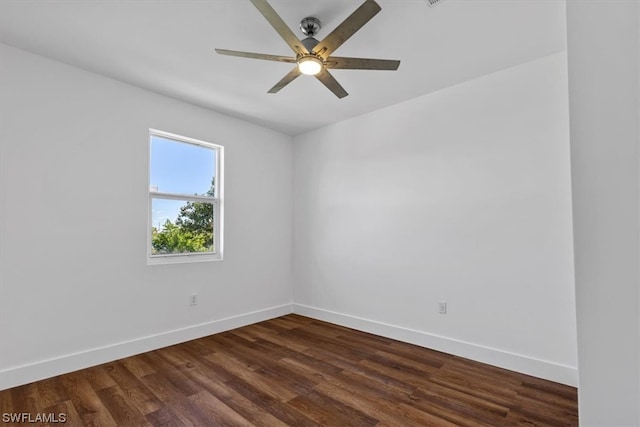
(0, 314), (578, 426)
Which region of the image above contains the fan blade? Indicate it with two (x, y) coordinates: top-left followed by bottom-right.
(250, 0), (309, 56)
(315, 69), (348, 99)
(312, 0), (381, 59)
(215, 49), (296, 63)
(325, 56), (400, 70)
(268, 67), (302, 93)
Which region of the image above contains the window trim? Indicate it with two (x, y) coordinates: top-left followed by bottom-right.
(147, 129), (224, 265)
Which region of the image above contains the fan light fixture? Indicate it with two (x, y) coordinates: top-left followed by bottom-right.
(298, 56), (322, 75)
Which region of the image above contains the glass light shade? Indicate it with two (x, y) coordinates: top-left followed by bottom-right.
(298, 56), (323, 75)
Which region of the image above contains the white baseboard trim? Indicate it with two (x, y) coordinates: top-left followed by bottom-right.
(0, 303), (293, 390)
(293, 303), (578, 387)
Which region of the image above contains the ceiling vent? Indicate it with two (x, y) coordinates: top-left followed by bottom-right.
(425, 0), (445, 7)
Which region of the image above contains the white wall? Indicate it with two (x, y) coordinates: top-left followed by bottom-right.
(0, 44), (293, 389)
(293, 52), (578, 385)
(566, 2), (640, 425)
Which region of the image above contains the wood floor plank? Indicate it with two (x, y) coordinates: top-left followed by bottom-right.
(267, 317), (305, 330)
(510, 393), (580, 427)
(288, 327), (373, 362)
(103, 361), (163, 416)
(181, 369), (289, 427)
(0, 314), (578, 426)
(327, 369), (416, 409)
(211, 332), (293, 369)
(167, 343), (237, 384)
(119, 355), (157, 378)
(333, 330), (396, 353)
(313, 373), (456, 427)
(164, 395), (222, 427)
(443, 355), (525, 387)
(188, 390), (253, 427)
(287, 389), (378, 427)
(140, 352), (201, 398)
(359, 353), (442, 389)
(282, 351), (344, 377)
(427, 371), (518, 409)
(144, 406), (177, 427)
(83, 365), (117, 392)
(149, 345), (193, 370)
(249, 320), (295, 336)
(179, 337), (217, 357)
(138, 378), (217, 427)
(0, 387), (13, 417)
(10, 382), (39, 415)
(59, 372), (118, 427)
(224, 379), (323, 427)
(412, 381), (511, 421)
(35, 377), (69, 410)
(205, 351), (299, 401)
(243, 324), (310, 353)
(406, 391), (499, 427)
(386, 340), (451, 368)
(520, 378), (579, 403)
(95, 385), (150, 427)
(255, 362), (318, 397)
(315, 350), (418, 395)
(227, 326), (260, 343)
(44, 399), (84, 427)
(137, 372), (190, 406)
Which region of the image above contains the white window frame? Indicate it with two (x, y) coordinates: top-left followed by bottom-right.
(147, 129), (224, 265)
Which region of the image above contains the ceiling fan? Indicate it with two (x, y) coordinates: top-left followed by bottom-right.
(215, 0), (400, 99)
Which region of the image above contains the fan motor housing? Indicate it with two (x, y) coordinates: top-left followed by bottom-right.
(301, 37), (319, 52)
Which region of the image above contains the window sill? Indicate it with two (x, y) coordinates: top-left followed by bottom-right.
(147, 253), (223, 265)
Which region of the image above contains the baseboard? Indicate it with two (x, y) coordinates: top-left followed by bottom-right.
(293, 303), (578, 387)
(0, 303), (293, 390)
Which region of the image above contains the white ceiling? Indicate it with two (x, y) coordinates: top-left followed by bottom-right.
(0, 0), (566, 135)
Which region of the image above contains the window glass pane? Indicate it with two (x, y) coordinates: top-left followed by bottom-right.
(150, 135), (216, 196)
(151, 198), (214, 255)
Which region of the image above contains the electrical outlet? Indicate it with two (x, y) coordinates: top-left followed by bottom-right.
(438, 301), (447, 314)
(190, 293), (198, 306)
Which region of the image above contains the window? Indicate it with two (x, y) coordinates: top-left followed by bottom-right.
(148, 129), (223, 264)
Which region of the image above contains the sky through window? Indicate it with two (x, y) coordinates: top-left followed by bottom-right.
(150, 135), (216, 229)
